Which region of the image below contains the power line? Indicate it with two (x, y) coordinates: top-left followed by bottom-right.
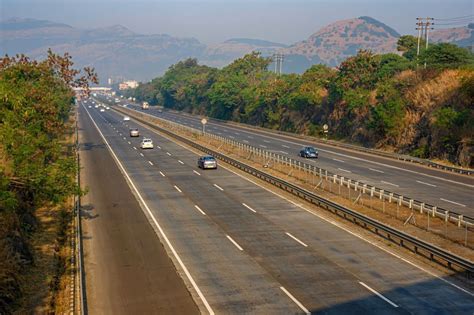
(434, 14), (473, 21)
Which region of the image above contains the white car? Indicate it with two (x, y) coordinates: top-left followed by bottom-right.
(123, 116), (130, 121)
(106, 106), (110, 110)
(88, 105), (92, 108)
(94, 105), (99, 108)
(140, 138), (154, 149)
(100, 108), (105, 112)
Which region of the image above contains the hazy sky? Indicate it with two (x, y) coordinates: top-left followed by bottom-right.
(2, 0), (473, 44)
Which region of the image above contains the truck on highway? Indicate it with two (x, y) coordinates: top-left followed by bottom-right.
(142, 101), (149, 109)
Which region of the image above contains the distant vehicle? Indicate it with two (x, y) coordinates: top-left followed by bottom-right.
(88, 105), (92, 108)
(158, 109), (163, 113)
(100, 108), (105, 112)
(106, 106), (110, 110)
(94, 105), (99, 108)
(129, 128), (139, 137)
(142, 102), (149, 110)
(123, 116), (130, 121)
(197, 155), (217, 169)
(299, 146), (318, 158)
(140, 138), (154, 149)
(123, 104), (128, 107)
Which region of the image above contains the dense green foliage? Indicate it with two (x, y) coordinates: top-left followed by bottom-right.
(124, 40), (474, 167)
(0, 52), (96, 313)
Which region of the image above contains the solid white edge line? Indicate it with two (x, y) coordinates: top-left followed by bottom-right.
(193, 170), (201, 176)
(440, 198), (466, 207)
(194, 205), (206, 215)
(82, 105), (215, 314)
(285, 232), (308, 247)
(416, 180), (436, 187)
(226, 235), (243, 251)
(359, 282), (399, 308)
(280, 286), (310, 315)
(148, 161), (153, 166)
(122, 105), (474, 297)
(213, 184), (224, 191)
(242, 203), (257, 213)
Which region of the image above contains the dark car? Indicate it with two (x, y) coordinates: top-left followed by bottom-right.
(299, 146), (318, 158)
(197, 155), (217, 169)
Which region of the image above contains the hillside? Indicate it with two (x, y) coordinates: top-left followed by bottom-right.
(0, 18), (206, 82)
(430, 24), (473, 48)
(2, 17), (472, 79)
(203, 38), (287, 67)
(281, 16), (400, 72)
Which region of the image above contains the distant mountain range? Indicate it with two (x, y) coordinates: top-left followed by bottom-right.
(1, 17), (472, 81)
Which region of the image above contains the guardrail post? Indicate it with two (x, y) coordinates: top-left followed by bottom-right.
(409, 199), (413, 209)
(432, 206), (436, 217)
(333, 175), (337, 184)
(389, 193), (393, 203)
(458, 215), (463, 228)
(347, 179), (351, 199)
(444, 210), (449, 237)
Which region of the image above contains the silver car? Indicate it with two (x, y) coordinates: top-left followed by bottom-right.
(130, 128), (139, 137)
(198, 156), (217, 169)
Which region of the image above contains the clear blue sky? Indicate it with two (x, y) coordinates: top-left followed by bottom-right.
(2, 0), (473, 44)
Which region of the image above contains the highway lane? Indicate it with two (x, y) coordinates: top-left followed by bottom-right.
(83, 101), (474, 314)
(78, 104), (199, 314)
(120, 102), (474, 216)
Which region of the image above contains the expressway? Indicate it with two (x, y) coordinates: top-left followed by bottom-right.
(122, 102), (474, 216)
(79, 100), (473, 314)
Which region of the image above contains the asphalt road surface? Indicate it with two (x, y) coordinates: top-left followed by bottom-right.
(79, 104), (199, 314)
(120, 101), (474, 217)
(79, 100), (474, 314)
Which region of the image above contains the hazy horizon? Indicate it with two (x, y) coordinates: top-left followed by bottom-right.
(2, 0), (473, 45)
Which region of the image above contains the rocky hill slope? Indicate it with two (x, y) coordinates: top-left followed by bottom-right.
(281, 16), (400, 72)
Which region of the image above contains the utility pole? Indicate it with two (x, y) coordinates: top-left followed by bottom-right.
(272, 53), (284, 76)
(415, 17), (434, 69)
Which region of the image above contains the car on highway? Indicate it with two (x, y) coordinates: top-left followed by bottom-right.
(100, 108), (105, 112)
(106, 106), (110, 110)
(129, 128), (139, 137)
(123, 116), (130, 121)
(94, 105), (99, 108)
(140, 138), (154, 149)
(197, 155), (218, 169)
(299, 146), (318, 158)
(88, 105), (92, 108)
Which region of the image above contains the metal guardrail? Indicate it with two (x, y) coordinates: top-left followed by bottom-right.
(115, 106), (474, 276)
(116, 103), (474, 226)
(167, 108), (474, 176)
